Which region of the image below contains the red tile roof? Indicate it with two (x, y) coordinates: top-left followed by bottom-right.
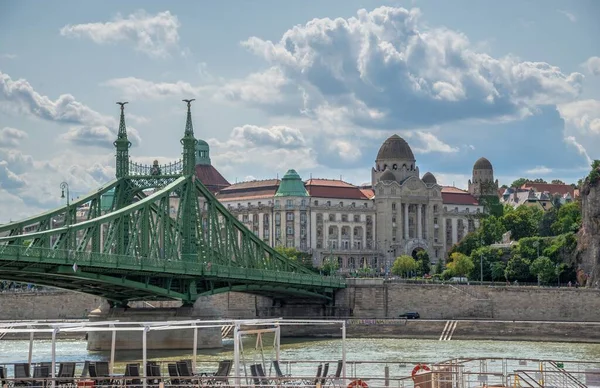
(520, 183), (576, 197)
(216, 179), (280, 200)
(195, 165), (230, 194)
(441, 186), (479, 206)
(360, 188), (375, 199)
(305, 179), (371, 200)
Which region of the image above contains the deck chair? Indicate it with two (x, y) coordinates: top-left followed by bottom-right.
(167, 363), (182, 387)
(302, 364), (323, 387)
(88, 364), (111, 387)
(272, 360), (301, 385)
(32, 364), (50, 388)
(125, 364), (141, 387)
(14, 363), (32, 387)
(206, 360), (232, 385)
(146, 362), (161, 385)
(319, 363), (330, 387)
(57, 362), (76, 386)
(176, 361), (197, 385)
(329, 360), (343, 387)
(0, 366), (7, 388)
(80, 361), (91, 378)
(250, 364), (270, 388)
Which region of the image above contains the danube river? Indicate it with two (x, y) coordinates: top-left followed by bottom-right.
(2, 337), (600, 365)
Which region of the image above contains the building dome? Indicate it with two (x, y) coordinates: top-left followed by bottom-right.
(376, 134), (415, 161)
(473, 157), (493, 170)
(380, 170), (396, 182)
(274, 169), (309, 197)
(422, 172), (437, 184)
(196, 139), (209, 147)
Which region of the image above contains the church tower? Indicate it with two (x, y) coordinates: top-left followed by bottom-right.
(468, 157), (499, 198)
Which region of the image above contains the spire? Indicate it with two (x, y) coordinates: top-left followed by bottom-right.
(113, 102), (131, 178)
(181, 99), (198, 176)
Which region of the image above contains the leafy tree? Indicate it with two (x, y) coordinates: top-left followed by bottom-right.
(447, 252), (474, 278)
(504, 254), (531, 282)
(392, 255), (418, 278)
(490, 261), (506, 281)
(275, 246), (316, 271)
(587, 160), (600, 185)
(530, 256), (555, 284)
(434, 258), (444, 275)
(415, 250), (431, 276)
(551, 179), (565, 185)
(320, 256), (339, 275)
(511, 178), (528, 188)
(538, 208), (558, 237)
(479, 216), (507, 245)
(551, 201), (581, 235)
(501, 205), (542, 240)
(532, 178), (547, 183)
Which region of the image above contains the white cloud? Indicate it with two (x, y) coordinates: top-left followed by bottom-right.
(231, 6), (583, 129)
(525, 166), (553, 175)
(558, 99), (600, 135)
(430, 172), (471, 189)
(564, 136), (593, 166)
(230, 124), (306, 149)
(0, 70), (141, 148)
(0, 127), (28, 147)
(410, 131), (459, 154)
(557, 9), (577, 23)
(102, 77), (209, 100)
(583, 56), (600, 76)
(60, 10), (181, 58)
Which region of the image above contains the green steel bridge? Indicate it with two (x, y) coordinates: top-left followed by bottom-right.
(0, 101), (345, 306)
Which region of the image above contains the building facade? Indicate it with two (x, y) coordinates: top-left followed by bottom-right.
(199, 134), (494, 273)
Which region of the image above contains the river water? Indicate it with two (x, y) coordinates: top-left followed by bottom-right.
(2, 337), (600, 366)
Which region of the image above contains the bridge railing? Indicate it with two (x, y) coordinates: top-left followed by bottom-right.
(0, 245), (346, 288)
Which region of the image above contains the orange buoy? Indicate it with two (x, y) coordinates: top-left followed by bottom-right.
(347, 379), (368, 388)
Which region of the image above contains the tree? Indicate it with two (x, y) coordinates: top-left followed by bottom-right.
(532, 178), (547, 183)
(392, 255), (418, 278)
(551, 179), (565, 185)
(502, 205), (542, 240)
(530, 256), (555, 284)
(551, 201), (581, 235)
(434, 259), (444, 275)
(510, 178), (528, 188)
(490, 261), (506, 281)
(275, 246), (316, 271)
(504, 254), (531, 282)
(447, 252), (474, 278)
(320, 256), (339, 275)
(538, 207), (558, 237)
(415, 250), (431, 276)
(479, 216), (507, 245)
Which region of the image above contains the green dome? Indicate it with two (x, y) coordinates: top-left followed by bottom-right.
(195, 138), (211, 165)
(275, 169), (309, 197)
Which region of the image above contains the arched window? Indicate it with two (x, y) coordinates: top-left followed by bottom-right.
(392, 164), (398, 170)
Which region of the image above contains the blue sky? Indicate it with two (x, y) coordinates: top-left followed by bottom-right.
(1, 0), (599, 222)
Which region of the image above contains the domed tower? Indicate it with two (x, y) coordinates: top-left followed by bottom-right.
(195, 139), (210, 165)
(372, 134), (419, 185)
(422, 172), (437, 186)
(468, 157), (498, 198)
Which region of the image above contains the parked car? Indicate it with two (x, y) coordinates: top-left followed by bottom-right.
(398, 312), (420, 319)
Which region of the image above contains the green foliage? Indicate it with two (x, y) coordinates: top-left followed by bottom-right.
(468, 246), (505, 281)
(501, 206), (542, 240)
(415, 250), (431, 276)
(434, 258), (444, 275)
(551, 201), (581, 235)
(551, 179), (565, 185)
(538, 208), (558, 237)
(504, 254), (531, 282)
(392, 255), (418, 278)
(510, 178), (528, 188)
(479, 216), (507, 245)
(529, 256), (555, 284)
(447, 252), (474, 278)
(587, 160), (600, 185)
(490, 261), (506, 281)
(275, 246), (317, 272)
(320, 256), (339, 275)
(531, 178), (547, 183)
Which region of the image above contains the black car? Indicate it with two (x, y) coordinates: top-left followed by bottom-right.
(398, 312), (420, 319)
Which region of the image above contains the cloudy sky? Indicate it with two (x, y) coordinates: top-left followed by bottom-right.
(1, 0), (599, 222)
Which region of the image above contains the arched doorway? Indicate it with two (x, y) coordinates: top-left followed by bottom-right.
(412, 247), (424, 260)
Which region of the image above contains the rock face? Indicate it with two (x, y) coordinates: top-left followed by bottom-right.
(576, 169), (600, 288)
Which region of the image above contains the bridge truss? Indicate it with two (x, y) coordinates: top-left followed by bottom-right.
(0, 101), (345, 306)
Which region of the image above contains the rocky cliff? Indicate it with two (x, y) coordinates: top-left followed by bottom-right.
(576, 167), (600, 288)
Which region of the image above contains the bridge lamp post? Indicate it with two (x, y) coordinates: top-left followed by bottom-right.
(60, 182), (70, 250)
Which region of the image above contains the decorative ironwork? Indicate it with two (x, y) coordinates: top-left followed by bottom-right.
(0, 101), (346, 306)
(128, 160), (183, 176)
